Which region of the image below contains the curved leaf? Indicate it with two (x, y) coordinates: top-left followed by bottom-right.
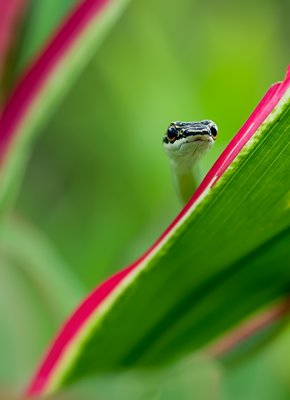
(0, 0), (130, 212)
(25, 68), (290, 396)
(13, 0), (79, 75)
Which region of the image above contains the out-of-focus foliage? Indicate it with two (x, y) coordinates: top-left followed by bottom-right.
(1, 0), (290, 398)
(15, 0), (79, 73)
(0, 215), (84, 388)
(5, 0), (79, 88)
(68, 355), (222, 400)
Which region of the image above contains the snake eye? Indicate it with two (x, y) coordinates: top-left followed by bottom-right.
(167, 126), (178, 142)
(210, 124), (218, 138)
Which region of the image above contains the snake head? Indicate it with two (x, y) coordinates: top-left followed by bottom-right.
(163, 120), (218, 144)
(162, 120), (218, 165)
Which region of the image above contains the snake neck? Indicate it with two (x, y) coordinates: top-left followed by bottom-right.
(170, 158), (200, 204)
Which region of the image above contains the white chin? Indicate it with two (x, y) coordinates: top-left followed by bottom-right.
(180, 138), (213, 152)
(164, 137), (213, 164)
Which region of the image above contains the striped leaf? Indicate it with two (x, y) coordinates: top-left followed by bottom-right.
(26, 68), (290, 396)
(0, 0), (130, 212)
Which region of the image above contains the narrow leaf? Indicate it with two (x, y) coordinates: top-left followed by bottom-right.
(25, 67), (290, 397)
(12, 0), (80, 75)
(0, 0), (130, 212)
(0, 216), (84, 383)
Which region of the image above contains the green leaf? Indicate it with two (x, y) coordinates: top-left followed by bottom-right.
(0, 0), (131, 214)
(68, 354), (220, 400)
(0, 215), (84, 384)
(12, 0), (79, 76)
(1, 0), (79, 95)
(25, 70), (290, 396)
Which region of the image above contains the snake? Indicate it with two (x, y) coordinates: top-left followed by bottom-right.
(163, 120), (218, 204)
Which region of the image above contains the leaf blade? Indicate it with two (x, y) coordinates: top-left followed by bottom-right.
(0, 0), (130, 211)
(25, 68), (290, 396)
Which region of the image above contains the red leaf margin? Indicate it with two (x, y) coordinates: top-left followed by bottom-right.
(0, 0), (110, 161)
(25, 66), (290, 396)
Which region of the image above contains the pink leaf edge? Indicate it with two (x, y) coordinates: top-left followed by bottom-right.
(0, 0), (110, 162)
(25, 66), (290, 397)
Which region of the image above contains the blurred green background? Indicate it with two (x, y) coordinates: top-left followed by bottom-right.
(1, 0), (290, 398)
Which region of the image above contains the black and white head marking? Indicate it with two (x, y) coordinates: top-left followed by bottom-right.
(162, 120), (218, 165)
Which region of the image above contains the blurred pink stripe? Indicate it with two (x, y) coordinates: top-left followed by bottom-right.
(0, 0), (109, 160)
(0, 0), (27, 71)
